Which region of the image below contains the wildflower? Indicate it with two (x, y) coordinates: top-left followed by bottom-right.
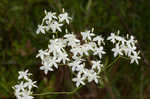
(130, 52), (141, 64)
(88, 72), (99, 84)
(44, 10), (57, 21)
(14, 81), (25, 92)
(112, 43), (123, 57)
(68, 58), (83, 72)
(40, 64), (53, 75)
(24, 79), (37, 90)
(59, 12), (72, 24)
(50, 21), (63, 33)
(18, 69), (31, 80)
(57, 52), (70, 64)
(107, 32), (116, 43)
(93, 46), (106, 59)
(91, 60), (102, 73)
(13, 70), (37, 99)
(108, 31), (140, 64)
(81, 30), (95, 41)
(36, 9), (72, 34)
(64, 33), (80, 47)
(93, 35), (104, 45)
(36, 25), (45, 34)
(72, 73), (85, 87)
(36, 49), (49, 60)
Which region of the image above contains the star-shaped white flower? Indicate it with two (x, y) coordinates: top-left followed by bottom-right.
(64, 33), (80, 47)
(59, 12), (72, 24)
(57, 52), (70, 64)
(72, 74), (85, 87)
(81, 30), (95, 41)
(40, 64), (53, 75)
(44, 10), (57, 22)
(36, 49), (49, 60)
(91, 60), (102, 73)
(21, 90), (34, 99)
(88, 72), (99, 84)
(130, 52), (140, 64)
(93, 35), (104, 45)
(107, 32), (117, 43)
(50, 21), (63, 33)
(36, 25), (45, 34)
(18, 70), (31, 80)
(112, 43), (123, 57)
(93, 46), (106, 59)
(14, 81), (25, 92)
(24, 79), (37, 90)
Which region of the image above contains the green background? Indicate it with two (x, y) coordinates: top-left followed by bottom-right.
(0, 0), (150, 99)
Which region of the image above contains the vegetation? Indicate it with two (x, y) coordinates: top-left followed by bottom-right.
(0, 0), (150, 99)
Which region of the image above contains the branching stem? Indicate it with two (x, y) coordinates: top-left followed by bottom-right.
(32, 85), (82, 96)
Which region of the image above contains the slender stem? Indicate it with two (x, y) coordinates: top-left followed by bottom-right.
(120, 56), (130, 60)
(104, 55), (130, 72)
(32, 86), (82, 96)
(105, 55), (121, 70)
(56, 32), (58, 38)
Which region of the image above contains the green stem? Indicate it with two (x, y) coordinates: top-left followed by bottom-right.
(32, 86), (82, 96)
(56, 32), (58, 38)
(104, 55), (130, 71)
(105, 55), (120, 71)
(120, 56), (130, 60)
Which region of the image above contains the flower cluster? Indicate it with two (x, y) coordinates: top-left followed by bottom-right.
(36, 9), (141, 88)
(12, 70), (37, 99)
(36, 9), (72, 34)
(107, 30), (141, 64)
(67, 29), (105, 87)
(12, 8), (141, 98)
(36, 38), (69, 74)
(36, 27), (105, 87)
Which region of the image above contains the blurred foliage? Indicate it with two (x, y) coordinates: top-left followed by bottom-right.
(0, 0), (150, 99)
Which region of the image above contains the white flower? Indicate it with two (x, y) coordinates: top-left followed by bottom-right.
(88, 72), (99, 84)
(108, 31), (140, 64)
(44, 10), (57, 22)
(44, 56), (59, 69)
(48, 39), (66, 56)
(24, 79), (37, 90)
(107, 32), (116, 43)
(93, 35), (104, 45)
(81, 30), (95, 41)
(40, 65), (53, 75)
(64, 33), (80, 47)
(76, 63), (85, 74)
(70, 45), (82, 57)
(21, 90), (34, 99)
(18, 70), (31, 80)
(130, 52), (141, 64)
(91, 60), (102, 73)
(72, 74), (85, 87)
(57, 52), (70, 64)
(36, 49), (49, 60)
(36, 25), (45, 34)
(13, 81), (25, 92)
(83, 42), (96, 52)
(81, 44), (90, 56)
(59, 12), (72, 24)
(124, 44), (136, 56)
(13, 70), (37, 99)
(50, 21), (63, 33)
(68, 58), (83, 72)
(112, 43), (123, 57)
(128, 35), (136, 46)
(93, 46), (106, 59)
